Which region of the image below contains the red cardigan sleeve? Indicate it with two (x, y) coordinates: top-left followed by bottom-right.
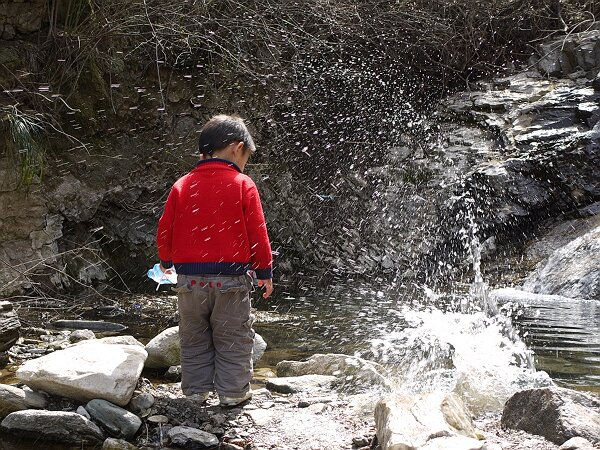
(156, 186), (178, 269)
(243, 180), (273, 279)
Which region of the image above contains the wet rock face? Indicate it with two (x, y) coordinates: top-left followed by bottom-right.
(523, 225), (600, 300)
(1, 30), (600, 292)
(502, 387), (600, 445)
(537, 29), (600, 77)
(0, 301), (19, 352)
(428, 64), (600, 274)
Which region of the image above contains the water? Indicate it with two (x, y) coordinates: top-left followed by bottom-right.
(493, 288), (600, 393)
(255, 277), (554, 414)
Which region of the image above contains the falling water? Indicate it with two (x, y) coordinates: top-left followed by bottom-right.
(366, 210), (550, 414)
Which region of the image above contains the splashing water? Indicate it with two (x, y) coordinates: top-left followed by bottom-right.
(368, 217), (551, 414)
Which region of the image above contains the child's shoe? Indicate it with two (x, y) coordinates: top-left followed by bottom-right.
(186, 392), (210, 403)
(219, 390), (252, 406)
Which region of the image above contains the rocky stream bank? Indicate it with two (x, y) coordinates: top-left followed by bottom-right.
(0, 317), (599, 450)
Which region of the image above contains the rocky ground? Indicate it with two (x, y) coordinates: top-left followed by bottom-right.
(131, 378), (567, 450)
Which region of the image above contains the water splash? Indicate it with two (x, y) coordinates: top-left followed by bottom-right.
(368, 206), (550, 414)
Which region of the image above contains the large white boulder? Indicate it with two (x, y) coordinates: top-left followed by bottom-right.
(145, 326), (267, 369)
(16, 341), (147, 406)
(375, 392), (479, 450)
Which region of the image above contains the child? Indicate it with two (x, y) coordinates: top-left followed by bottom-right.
(156, 114), (273, 406)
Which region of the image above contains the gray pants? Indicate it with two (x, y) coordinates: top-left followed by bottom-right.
(174, 274), (255, 398)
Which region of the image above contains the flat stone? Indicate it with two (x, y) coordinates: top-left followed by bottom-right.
(0, 384), (47, 418)
(95, 335), (144, 347)
(266, 375), (337, 394)
(276, 353), (392, 392)
(16, 341), (147, 406)
(245, 408), (275, 426)
(167, 425), (219, 448)
(0, 410), (105, 443)
(147, 414), (169, 424)
(86, 399), (142, 440)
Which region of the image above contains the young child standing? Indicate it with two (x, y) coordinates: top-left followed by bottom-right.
(156, 114), (273, 406)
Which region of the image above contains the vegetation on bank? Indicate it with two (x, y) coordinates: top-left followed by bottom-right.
(2, 0), (597, 185)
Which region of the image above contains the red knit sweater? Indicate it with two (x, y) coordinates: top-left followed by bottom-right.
(156, 159), (273, 279)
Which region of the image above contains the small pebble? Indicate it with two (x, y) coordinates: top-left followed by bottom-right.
(352, 435), (371, 447)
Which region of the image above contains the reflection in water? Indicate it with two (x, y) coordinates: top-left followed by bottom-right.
(256, 278), (598, 412)
(494, 288), (600, 392)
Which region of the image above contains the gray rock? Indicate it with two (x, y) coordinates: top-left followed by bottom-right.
(593, 71), (600, 90)
(77, 405), (91, 420)
(266, 375), (337, 394)
(501, 387), (600, 445)
(86, 398), (142, 440)
(560, 437), (595, 450)
(375, 393), (479, 450)
(167, 425), (219, 448)
(253, 333), (267, 364)
(164, 365), (182, 381)
(523, 225), (600, 300)
(0, 301), (20, 352)
(0, 384), (47, 418)
(276, 353), (392, 392)
(52, 320), (127, 332)
(69, 329), (96, 343)
(102, 437), (138, 450)
(145, 326), (180, 369)
(0, 409), (105, 443)
(129, 392), (154, 413)
(146, 326), (267, 369)
(17, 341), (147, 406)
(244, 408), (275, 426)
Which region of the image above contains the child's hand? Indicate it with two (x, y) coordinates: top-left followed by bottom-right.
(257, 279), (273, 299)
(159, 264), (173, 274)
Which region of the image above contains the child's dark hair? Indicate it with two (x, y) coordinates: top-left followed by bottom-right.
(198, 115), (256, 156)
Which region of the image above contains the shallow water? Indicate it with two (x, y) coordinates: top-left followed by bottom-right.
(505, 293), (600, 392)
(2, 276), (598, 448)
(253, 277), (600, 405)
